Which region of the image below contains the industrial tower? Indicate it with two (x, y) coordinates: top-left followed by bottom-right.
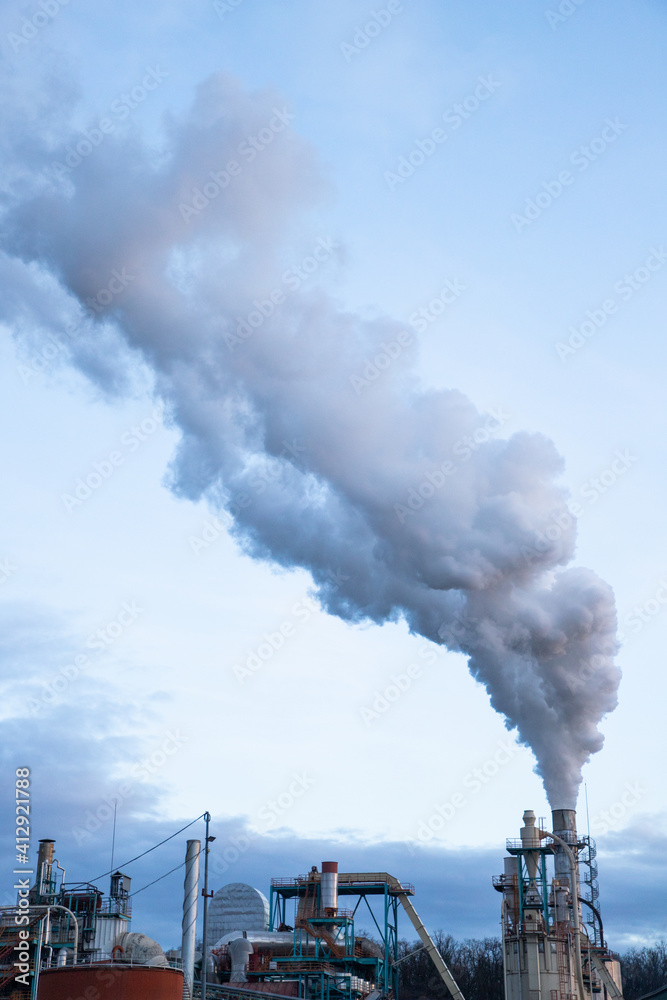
(494, 809), (624, 1000)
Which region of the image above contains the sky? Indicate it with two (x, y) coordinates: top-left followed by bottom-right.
(1, 0), (666, 956)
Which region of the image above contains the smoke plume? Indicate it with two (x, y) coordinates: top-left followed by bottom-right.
(0, 73), (620, 807)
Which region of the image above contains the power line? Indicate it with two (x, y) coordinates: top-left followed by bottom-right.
(130, 847), (203, 898)
(87, 813), (206, 885)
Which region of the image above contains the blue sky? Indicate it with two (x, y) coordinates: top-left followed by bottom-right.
(1, 0), (666, 953)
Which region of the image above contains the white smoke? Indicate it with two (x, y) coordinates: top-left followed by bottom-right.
(0, 73), (620, 808)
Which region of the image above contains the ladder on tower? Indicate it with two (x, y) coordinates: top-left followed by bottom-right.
(296, 875), (318, 925)
(556, 936), (572, 1000)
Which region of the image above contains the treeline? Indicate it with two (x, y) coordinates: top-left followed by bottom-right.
(620, 941), (667, 999)
(396, 935), (667, 1000)
(397, 934), (503, 1000)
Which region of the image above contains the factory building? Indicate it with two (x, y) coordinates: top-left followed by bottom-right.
(202, 862), (464, 1000)
(0, 815), (633, 1000)
(0, 838), (183, 999)
(494, 809), (624, 1000)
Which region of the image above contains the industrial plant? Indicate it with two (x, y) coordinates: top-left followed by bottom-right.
(494, 808), (623, 1000)
(0, 805), (632, 1000)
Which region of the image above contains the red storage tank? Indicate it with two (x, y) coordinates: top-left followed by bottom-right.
(37, 964), (184, 999)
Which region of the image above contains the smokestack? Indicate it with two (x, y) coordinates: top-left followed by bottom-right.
(321, 862), (338, 915)
(181, 839), (201, 996)
(34, 839), (55, 896)
(37, 839), (55, 869)
(551, 808), (579, 900)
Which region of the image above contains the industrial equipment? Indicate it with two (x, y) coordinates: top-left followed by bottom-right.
(209, 862), (465, 1000)
(494, 809), (624, 1000)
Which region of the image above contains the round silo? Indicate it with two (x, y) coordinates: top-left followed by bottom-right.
(206, 883), (270, 945)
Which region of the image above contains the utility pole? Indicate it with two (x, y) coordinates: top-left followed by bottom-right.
(202, 812), (215, 999)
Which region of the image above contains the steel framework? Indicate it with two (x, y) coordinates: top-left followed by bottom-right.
(267, 872), (412, 1000)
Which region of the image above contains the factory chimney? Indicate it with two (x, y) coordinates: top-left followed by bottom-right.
(30, 839), (56, 901)
(321, 862), (338, 916)
(36, 839), (55, 872)
(181, 839), (201, 996)
(551, 808), (580, 902)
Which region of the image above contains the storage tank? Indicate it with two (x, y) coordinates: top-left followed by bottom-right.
(37, 965), (184, 1000)
(207, 883), (270, 943)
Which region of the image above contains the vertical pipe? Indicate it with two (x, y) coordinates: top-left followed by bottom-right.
(182, 839), (201, 996)
(552, 808), (583, 995)
(35, 840), (55, 895)
(539, 825), (586, 1000)
(552, 809), (578, 896)
(202, 813), (211, 999)
(33, 912), (44, 999)
(321, 862), (338, 914)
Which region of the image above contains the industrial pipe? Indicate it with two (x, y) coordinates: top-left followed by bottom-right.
(36, 840), (55, 894)
(321, 862), (338, 915)
(182, 839), (201, 996)
(538, 827), (586, 1000)
(202, 812), (214, 1000)
(31, 905), (79, 965)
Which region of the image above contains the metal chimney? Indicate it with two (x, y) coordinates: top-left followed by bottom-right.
(32, 839), (56, 900)
(321, 862), (338, 915)
(181, 839), (201, 996)
(551, 808), (578, 893)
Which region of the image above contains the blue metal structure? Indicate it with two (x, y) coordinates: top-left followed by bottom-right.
(263, 871), (415, 1000)
(502, 838), (555, 933)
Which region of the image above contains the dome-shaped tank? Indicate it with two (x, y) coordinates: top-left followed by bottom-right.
(207, 883), (269, 943)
